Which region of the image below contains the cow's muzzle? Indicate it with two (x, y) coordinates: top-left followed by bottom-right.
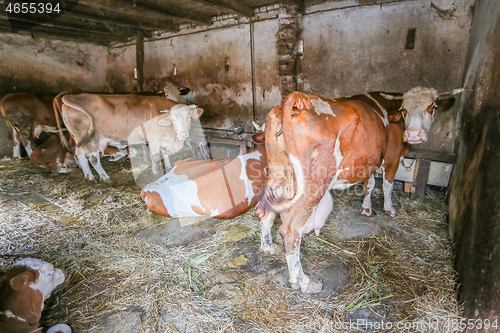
(177, 131), (189, 140)
(404, 128), (426, 144)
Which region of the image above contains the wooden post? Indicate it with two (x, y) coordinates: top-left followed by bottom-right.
(136, 31), (144, 92)
(411, 158), (431, 200)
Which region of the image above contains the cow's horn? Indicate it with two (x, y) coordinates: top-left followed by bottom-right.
(437, 88), (471, 97)
(380, 93), (403, 100)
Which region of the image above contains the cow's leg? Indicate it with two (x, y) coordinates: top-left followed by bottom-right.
(88, 151), (110, 182)
(75, 147), (94, 181)
(285, 238), (322, 293)
(361, 174), (375, 216)
(258, 210), (277, 254)
(163, 153), (172, 170)
(11, 127), (22, 158)
(280, 205), (323, 294)
(382, 164), (398, 217)
(24, 141), (33, 156)
(148, 141), (163, 175)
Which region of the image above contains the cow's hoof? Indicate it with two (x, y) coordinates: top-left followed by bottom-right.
(100, 176), (110, 182)
(291, 279), (323, 294)
(85, 175), (95, 181)
(260, 243), (277, 255)
(58, 167), (72, 174)
(361, 208), (372, 217)
(303, 279), (323, 294)
(384, 208), (396, 217)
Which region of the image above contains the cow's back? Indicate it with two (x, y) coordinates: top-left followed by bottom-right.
(0, 93), (55, 126)
(63, 94), (178, 141)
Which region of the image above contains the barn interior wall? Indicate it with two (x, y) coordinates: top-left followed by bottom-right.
(105, 0), (473, 147)
(106, 13), (283, 132)
(0, 34), (110, 156)
(0, 34), (110, 96)
(448, 0), (500, 322)
(300, 0), (474, 153)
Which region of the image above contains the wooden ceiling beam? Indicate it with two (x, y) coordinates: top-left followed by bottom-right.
(281, 0), (305, 12)
(190, 0), (254, 17)
(123, 0), (213, 25)
(0, 23), (128, 44)
(0, 13), (131, 36)
(59, 9), (160, 32)
(76, 0), (179, 31)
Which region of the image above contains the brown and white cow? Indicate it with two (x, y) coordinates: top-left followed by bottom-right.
(0, 93), (57, 158)
(257, 87), (466, 293)
(60, 93), (203, 181)
(0, 258), (71, 333)
(29, 133), (74, 173)
(141, 133), (266, 219)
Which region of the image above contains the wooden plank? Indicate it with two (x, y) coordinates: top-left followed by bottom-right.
(59, 9), (160, 32)
(129, 0), (213, 25)
(0, 22), (128, 43)
(209, 138), (250, 155)
(404, 182), (413, 193)
(136, 31), (144, 92)
(0, 13), (125, 36)
(191, 0), (254, 17)
(411, 158), (431, 200)
(76, 0), (179, 31)
(406, 150), (456, 164)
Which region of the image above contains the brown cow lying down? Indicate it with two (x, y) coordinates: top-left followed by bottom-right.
(141, 133), (266, 219)
(0, 258), (71, 333)
(0, 93), (57, 158)
(257, 87), (466, 293)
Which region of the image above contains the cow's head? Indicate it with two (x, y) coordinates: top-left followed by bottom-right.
(158, 104), (203, 141)
(13, 258), (65, 301)
(381, 87), (466, 144)
(29, 133), (72, 173)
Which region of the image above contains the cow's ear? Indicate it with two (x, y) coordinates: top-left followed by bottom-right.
(10, 271), (35, 291)
(189, 105), (203, 119)
(158, 116), (173, 127)
(436, 97), (455, 112)
(388, 113), (402, 122)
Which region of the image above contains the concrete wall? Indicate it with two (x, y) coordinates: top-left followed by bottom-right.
(448, 0), (500, 323)
(106, 13), (282, 131)
(105, 0), (473, 149)
(300, 0), (474, 152)
(0, 33), (110, 96)
(0, 33), (110, 157)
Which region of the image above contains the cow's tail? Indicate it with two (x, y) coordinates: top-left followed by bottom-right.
(61, 96), (95, 147)
(263, 92), (312, 212)
(0, 97), (14, 140)
(53, 94), (73, 153)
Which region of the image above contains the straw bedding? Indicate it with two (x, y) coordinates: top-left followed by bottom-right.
(0, 157), (462, 332)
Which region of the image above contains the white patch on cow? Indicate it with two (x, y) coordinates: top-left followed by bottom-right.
(362, 174), (375, 214)
(311, 98), (335, 116)
(25, 142), (33, 156)
(142, 166), (207, 217)
(13, 258), (65, 301)
(237, 150), (262, 202)
(286, 245), (310, 292)
(364, 93), (389, 127)
(13, 145), (21, 158)
(47, 324), (72, 333)
(210, 209), (220, 216)
(328, 134), (353, 190)
(383, 176), (396, 217)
